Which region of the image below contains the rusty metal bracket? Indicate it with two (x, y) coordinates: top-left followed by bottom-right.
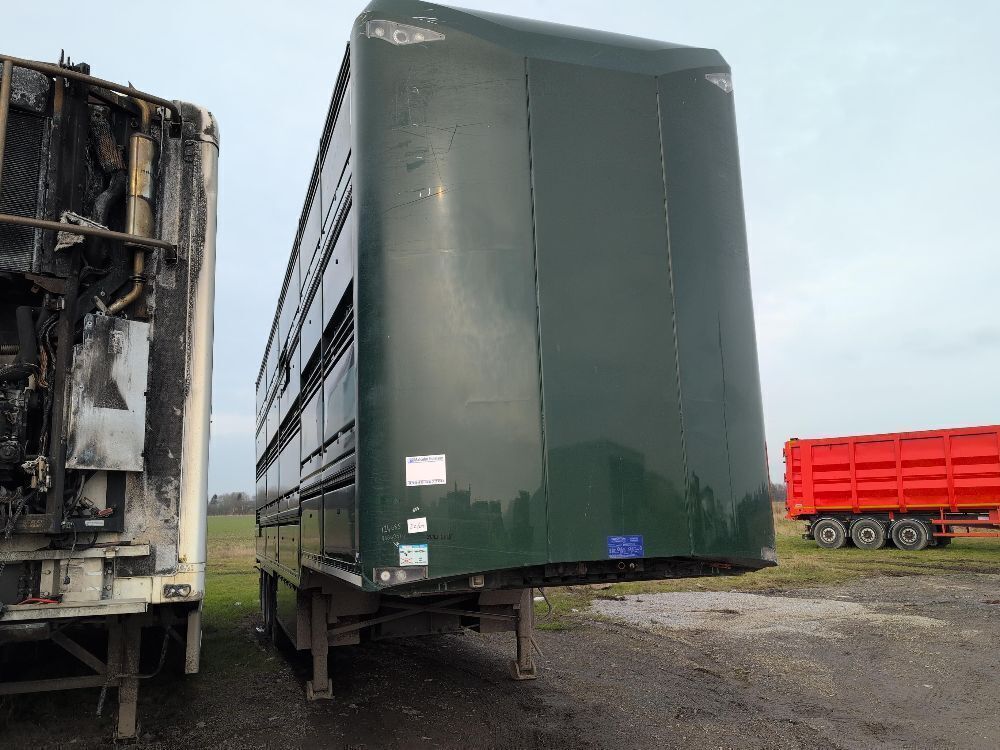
(0, 212), (175, 251)
(0, 53), (180, 122)
(25, 273), (67, 294)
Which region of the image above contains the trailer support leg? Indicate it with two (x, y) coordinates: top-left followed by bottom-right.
(184, 606), (202, 675)
(115, 615), (142, 740)
(306, 591), (333, 700)
(510, 588), (537, 680)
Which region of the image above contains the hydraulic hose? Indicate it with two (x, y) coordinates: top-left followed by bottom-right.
(14, 306), (37, 367)
(93, 170), (127, 226)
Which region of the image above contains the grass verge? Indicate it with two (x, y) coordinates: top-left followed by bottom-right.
(201, 515), (270, 677)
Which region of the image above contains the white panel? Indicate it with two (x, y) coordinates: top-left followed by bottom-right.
(65, 314), (150, 471)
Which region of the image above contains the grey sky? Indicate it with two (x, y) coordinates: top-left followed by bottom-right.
(8, 1), (999, 493)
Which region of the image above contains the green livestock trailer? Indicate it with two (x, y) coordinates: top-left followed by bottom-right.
(255, 0), (775, 697)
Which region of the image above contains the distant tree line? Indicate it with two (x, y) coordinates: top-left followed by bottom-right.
(205, 485), (788, 516)
(208, 492), (254, 516)
(770, 482), (787, 503)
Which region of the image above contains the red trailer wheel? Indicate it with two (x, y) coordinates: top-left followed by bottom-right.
(850, 518), (887, 550)
(891, 518), (931, 551)
(812, 518), (848, 549)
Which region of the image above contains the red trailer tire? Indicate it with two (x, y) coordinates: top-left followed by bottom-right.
(813, 518), (848, 549)
(891, 518), (931, 551)
(850, 518), (887, 550)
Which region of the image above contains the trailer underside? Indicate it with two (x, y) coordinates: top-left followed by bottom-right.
(0, 602), (200, 738)
(257, 552), (770, 698)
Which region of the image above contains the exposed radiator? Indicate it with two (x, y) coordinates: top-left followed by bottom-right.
(0, 109), (46, 272)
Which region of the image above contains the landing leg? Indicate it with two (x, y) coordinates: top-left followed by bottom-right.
(116, 615), (142, 740)
(509, 588), (537, 680)
(305, 591), (333, 700)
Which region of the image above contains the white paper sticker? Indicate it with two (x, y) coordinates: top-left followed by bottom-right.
(405, 454), (447, 486)
(407, 517), (428, 534)
(84, 519), (105, 527)
(399, 544), (428, 566)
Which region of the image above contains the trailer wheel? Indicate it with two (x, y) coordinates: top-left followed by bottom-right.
(850, 517), (886, 550)
(259, 571), (268, 632)
(260, 571), (278, 641)
(932, 535), (952, 548)
(812, 518), (848, 549)
(890, 518), (930, 551)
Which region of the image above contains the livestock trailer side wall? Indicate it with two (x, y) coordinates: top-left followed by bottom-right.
(255, 44), (358, 599)
(785, 426), (1000, 549)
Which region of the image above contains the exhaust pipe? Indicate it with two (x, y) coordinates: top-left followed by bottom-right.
(107, 98), (157, 315)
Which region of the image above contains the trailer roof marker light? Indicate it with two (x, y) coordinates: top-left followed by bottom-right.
(365, 20), (445, 45)
(705, 72), (733, 93)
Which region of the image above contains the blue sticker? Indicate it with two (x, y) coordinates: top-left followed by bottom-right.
(607, 535), (644, 559)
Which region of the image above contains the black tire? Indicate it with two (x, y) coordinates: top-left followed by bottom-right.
(812, 517), (848, 549)
(891, 518), (931, 551)
(850, 517), (887, 550)
(259, 571), (267, 627)
(933, 535), (952, 547)
(260, 571), (278, 642)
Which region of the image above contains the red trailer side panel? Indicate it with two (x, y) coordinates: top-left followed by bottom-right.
(785, 426), (1000, 518)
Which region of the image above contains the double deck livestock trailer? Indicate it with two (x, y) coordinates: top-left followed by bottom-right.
(786, 426), (1000, 549)
(255, 0), (775, 696)
(0, 55), (218, 737)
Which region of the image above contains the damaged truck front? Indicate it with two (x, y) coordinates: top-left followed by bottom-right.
(0, 54), (217, 739)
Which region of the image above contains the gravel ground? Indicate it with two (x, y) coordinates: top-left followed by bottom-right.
(590, 590), (944, 636)
(5, 573), (999, 749)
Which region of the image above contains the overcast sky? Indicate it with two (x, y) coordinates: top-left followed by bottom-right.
(9, 1), (999, 493)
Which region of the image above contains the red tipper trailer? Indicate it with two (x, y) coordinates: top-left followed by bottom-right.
(784, 425), (1000, 550)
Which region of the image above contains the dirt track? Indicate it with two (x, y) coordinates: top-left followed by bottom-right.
(7, 572), (1000, 749)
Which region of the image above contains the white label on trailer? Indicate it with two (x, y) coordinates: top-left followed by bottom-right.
(405, 454), (447, 486)
(407, 517), (428, 534)
(84, 519), (105, 527)
(399, 544), (428, 566)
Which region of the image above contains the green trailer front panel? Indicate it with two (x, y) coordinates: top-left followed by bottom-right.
(353, 10), (549, 581)
(526, 58), (691, 562)
(344, 0), (774, 589)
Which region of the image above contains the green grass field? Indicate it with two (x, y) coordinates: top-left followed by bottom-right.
(204, 513), (1000, 637)
(201, 515), (264, 675)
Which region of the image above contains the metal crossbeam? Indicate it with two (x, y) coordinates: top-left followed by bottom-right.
(380, 601), (515, 622)
(51, 631), (107, 675)
(0, 674), (108, 696)
(327, 596), (472, 637)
